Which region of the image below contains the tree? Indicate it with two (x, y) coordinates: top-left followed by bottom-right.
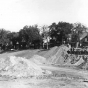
(19, 25), (42, 49)
(72, 23), (87, 34)
(0, 29), (11, 50)
(49, 22), (73, 46)
(70, 23), (87, 47)
(7, 32), (20, 49)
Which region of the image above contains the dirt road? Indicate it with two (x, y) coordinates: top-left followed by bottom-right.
(0, 65), (88, 88)
(40, 65), (88, 79)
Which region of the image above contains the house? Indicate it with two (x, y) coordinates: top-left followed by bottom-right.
(67, 32), (88, 48)
(79, 32), (88, 47)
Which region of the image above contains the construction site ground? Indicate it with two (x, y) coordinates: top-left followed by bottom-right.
(0, 47), (88, 88)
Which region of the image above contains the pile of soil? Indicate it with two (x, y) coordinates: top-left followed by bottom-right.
(33, 45), (80, 66)
(44, 45), (88, 67)
(31, 45), (70, 65)
(77, 56), (88, 70)
(30, 55), (46, 64)
(73, 56), (84, 66)
(36, 45), (87, 67)
(0, 56), (50, 78)
(30, 45), (88, 70)
(37, 46), (59, 59)
(46, 45), (70, 65)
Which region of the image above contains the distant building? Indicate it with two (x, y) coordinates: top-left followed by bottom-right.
(67, 32), (88, 48)
(79, 32), (88, 47)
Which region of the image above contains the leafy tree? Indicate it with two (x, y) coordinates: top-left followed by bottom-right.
(19, 25), (42, 49)
(71, 23), (88, 47)
(0, 29), (11, 50)
(7, 32), (20, 49)
(49, 22), (73, 45)
(72, 23), (87, 34)
(71, 23), (87, 42)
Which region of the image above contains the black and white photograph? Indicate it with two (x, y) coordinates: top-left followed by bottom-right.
(0, 0), (88, 88)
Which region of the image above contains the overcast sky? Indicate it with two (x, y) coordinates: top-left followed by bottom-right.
(0, 0), (88, 32)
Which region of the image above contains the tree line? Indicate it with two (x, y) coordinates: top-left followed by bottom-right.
(49, 22), (87, 47)
(0, 22), (87, 51)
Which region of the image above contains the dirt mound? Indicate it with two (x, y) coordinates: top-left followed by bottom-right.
(35, 45), (86, 67)
(45, 45), (69, 65)
(0, 56), (51, 78)
(38, 46), (59, 59)
(30, 55), (46, 64)
(39, 45), (85, 66)
(74, 56), (84, 66)
(32, 45), (69, 65)
(30, 45), (88, 70)
(77, 56), (88, 70)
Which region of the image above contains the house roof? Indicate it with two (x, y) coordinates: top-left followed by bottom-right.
(79, 32), (88, 40)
